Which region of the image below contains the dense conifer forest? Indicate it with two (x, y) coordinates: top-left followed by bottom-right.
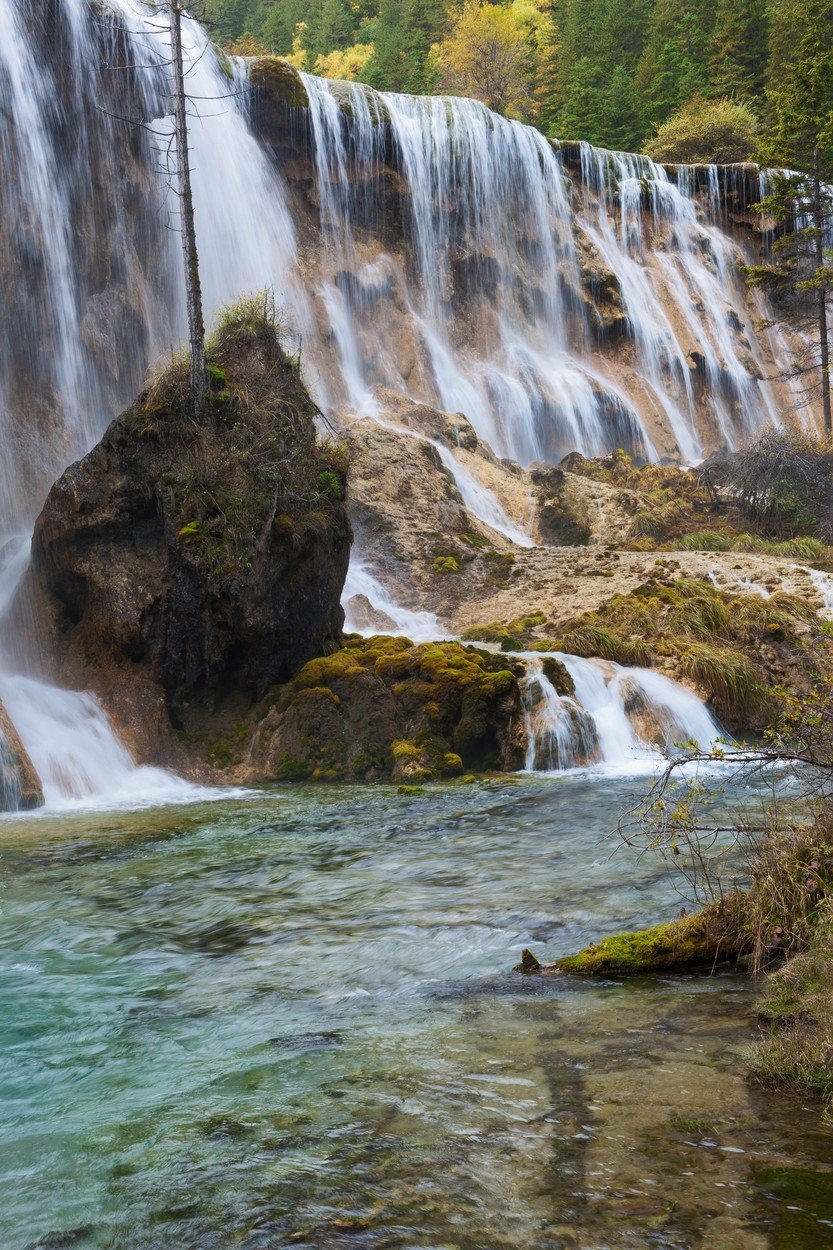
(205, 0), (830, 157)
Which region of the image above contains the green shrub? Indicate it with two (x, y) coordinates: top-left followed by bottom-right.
(317, 469), (344, 501)
(644, 96), (758, 165)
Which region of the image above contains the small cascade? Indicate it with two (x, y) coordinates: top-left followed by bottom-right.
(0, 673), (197, 810)
(0, 727), (23, 812)
(810, 568), (833, 620)
(522, 653), (723, 772)
(342, 556), (445, 642)
(0, 518), (195, 814)
(522, 658), (601, 770)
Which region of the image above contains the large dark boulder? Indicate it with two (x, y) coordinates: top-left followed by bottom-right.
(26, 307), (351, 755)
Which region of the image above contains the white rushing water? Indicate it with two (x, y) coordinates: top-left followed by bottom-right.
(341, 555), (446, 643)
(522, 654), (723, 773)
(0, 0), (808, 805)
(299, 76), (795, 465)
(810, 568), (833, 620)
(0, 0), (322, 809)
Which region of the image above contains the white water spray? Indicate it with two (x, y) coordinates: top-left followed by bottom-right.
(522, 653), (723, 772)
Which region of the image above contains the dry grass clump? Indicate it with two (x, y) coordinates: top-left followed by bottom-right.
(676, 642), (762, 718)
(555, 624), (653, 667)
(553, 577), (816, 723)
(713, 431), (833, 544)
(751, 913), (833, 1109)
(747, 814), (833, 1111)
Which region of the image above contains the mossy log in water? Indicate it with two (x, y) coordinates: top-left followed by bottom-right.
(533, 898), (746, 977)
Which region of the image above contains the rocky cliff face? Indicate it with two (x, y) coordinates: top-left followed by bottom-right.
(24, 309), (351, 767)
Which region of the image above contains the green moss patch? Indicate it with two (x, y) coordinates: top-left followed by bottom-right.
(248, 57), (309, 107)
(555, 899), (745, 976)
(256, 636), (525, 782)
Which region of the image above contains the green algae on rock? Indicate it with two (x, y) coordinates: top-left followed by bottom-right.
(246, 635), (525, 782)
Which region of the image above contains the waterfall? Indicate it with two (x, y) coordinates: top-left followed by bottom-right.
(298, 76), (797, 465)
(342, 554), (445, 642)
(810, 568), (833, 619)
(521, 654), (723, 772)
(0, 0), (811, 805)
(0, 0), (310, 809)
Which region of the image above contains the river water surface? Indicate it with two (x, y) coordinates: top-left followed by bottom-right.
(2, 776), (833, 1249)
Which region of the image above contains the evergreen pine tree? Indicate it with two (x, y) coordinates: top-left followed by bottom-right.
(306, 0), (356, 58)
(635, 0), (714, 132)
(363, 0), (407, 89)
(708, 0), (769, 99)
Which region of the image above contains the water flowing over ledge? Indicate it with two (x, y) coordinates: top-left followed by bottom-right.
(521, 653), (724, 773)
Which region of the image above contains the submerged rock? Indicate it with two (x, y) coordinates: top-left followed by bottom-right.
(25, 307), (351, 757)
(0, 697), (42, 811)
(247, 635), (525, 782)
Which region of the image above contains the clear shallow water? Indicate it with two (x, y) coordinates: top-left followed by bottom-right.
(1, 777), (832, 1249)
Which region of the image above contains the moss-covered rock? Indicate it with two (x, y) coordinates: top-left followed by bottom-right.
(248, 57), (309, 108)
(552, 898), (745, 976)
(530, 466), (594, 546)
(247, 636), (525, 782)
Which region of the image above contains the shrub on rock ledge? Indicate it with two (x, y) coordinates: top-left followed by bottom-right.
(644, 97), (758, 165)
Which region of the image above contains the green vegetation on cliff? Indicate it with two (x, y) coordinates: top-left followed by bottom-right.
(465, 574), (820, 730)
(562, 444), (833, 559)
(143, 296), (349, 581)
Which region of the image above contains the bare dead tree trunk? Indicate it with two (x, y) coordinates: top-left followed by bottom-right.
(169, 0), (206, 418)
(813, 146), (832, 436)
